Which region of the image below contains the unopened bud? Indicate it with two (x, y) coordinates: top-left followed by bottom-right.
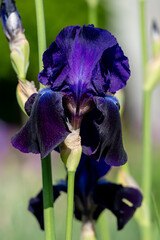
(152, 21), (160, 57)
(80, 221), (96, 240)
(0, 0), (23, 41)
(16, 79), (37, 113)
(144, 55), (160, 91)
(60, 124), (82, 172)
(0, 0), (30, 79)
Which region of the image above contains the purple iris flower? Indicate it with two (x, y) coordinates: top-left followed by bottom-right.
(28, 154), (142, 230)
(12, 25), (130, 166)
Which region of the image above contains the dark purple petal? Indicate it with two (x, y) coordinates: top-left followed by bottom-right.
(93, 179), (143, 230)
(11, 88), (70, 158)
(81, 95), (127, 166)
(100, 44), (130, 93)
(38, 25), (130, 97)
(25, 93), (37, 116)
(75, 154), (110, 205)
(80, 105), (101, 156)
(28, 181), (67, 230)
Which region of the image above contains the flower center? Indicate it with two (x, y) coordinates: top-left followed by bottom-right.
(63, 94), (94, 129)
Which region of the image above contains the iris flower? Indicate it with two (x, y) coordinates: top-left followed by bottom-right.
(28, 154), (142, 230)
(12, 25), (130, 166)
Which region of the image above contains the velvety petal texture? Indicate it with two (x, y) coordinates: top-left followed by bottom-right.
(12, 25), (129, 167)
(73, 156), (142, 226)
(75, 154), (111, 203)
(93, 180), (143, 230)
(38, 25), (130, 96)
(12, 87), (126, 166)
(28, 154), (142, 231)
(81, 94), (127, 166)
(11, 88), (70, 158)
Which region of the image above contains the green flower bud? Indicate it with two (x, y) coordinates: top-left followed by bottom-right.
(144, 56), (160, 91)
(60, 125), (82, 172)
(10, 35), (30, 79)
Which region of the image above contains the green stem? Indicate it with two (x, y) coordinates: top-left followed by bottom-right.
(140, 0), (148, 68)
(141, 89), (151, 240)
(34, 1), (55, 239)
(41, 155), (55, 240)
(96, 211), (110, 240)
(139, 1), (152, 239)
(66, 171), (75, 240)
(88, 5), (98, 26)
(34, 0), (46, 88)
(142, 90), (151, 206)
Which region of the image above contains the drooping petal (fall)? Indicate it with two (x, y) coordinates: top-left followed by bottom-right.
(28, 154), (142, 231)
(93, 179), (143, 230)
(81, 94), (127, 166)
(11, 88), (70, 158)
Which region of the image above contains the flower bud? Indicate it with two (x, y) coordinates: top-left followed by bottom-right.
(80, 221), (96, 240)
(60, 124), (82, 172)
(152, 21), (160, 58)
(0, 0), (30, 79)
(0, 0), (23, 41)
(144, 56), (160, 91)
(16, 79), (37, 113)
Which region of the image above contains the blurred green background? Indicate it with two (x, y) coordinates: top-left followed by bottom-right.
(0, 0), (160, 239)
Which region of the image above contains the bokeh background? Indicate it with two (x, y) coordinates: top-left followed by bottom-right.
(0, 0), (160, 239)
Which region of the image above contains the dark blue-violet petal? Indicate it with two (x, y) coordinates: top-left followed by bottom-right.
(11, 88), (70, 158)
(92, 179), (143, 230)
(25, 93), (37, 116)
(75, 154), (110, 205)
(96, 44), (130, 94)
(28, 180), (67, 230)
(80, 105), (101, 156)
(38, 25), (130, 97)
(81, 95), (127, 166)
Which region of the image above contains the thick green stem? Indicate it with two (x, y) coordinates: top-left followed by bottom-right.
(139, 1), (152, 239)
(34, 0), (46, 88)
(66, 171), (75, 240)
(142, 90), (151, 205)
(141, 90), (151, 240)
(96, 212), (110, 240)
(41, 155), (55, 240)
(34, 1), (55, 239)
